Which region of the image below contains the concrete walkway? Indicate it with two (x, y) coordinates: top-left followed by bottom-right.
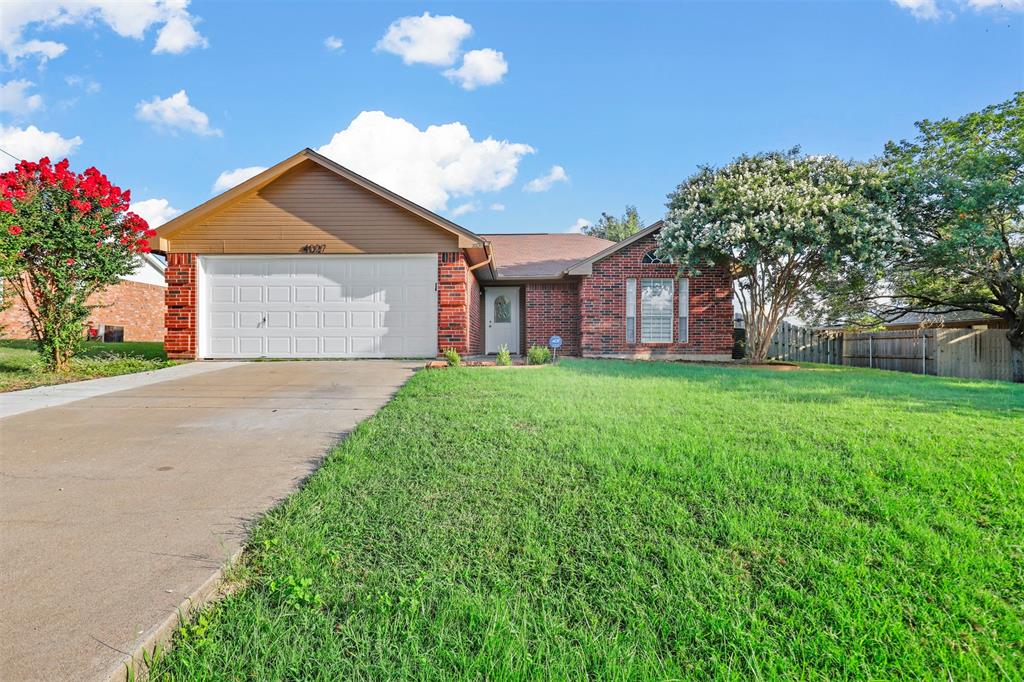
(0, 361), (242, 419)
(0, 360), (419, 681)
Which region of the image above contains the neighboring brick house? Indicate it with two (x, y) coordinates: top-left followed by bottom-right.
(0, 254), (166, 342)
(151, 148), (733, 361)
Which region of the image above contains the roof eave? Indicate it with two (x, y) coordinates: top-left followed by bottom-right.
(564, 221), (664, 276)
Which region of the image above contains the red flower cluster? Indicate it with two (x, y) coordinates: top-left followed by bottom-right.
(0, 157), (150, 254)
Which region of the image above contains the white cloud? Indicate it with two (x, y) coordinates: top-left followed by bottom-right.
(967, 0), (1024, 9)
(892, 0), (1024, 19)
(376, 12), (472, 66)
(153, 13), (208, 54)
(136, 90), (221, 137)
(0, 80), (43, 115)
(0, 1), (207, 63)
(568, 218), (591, 234)
(130, 198), (181, 228)
(212, 165), (268, 194)
(65, 75), (101, 94)
(317, 110), (534, 211)
(324, 35), (344, 51)
(451, 202), (478, 217)
(444, 48), (508, 90)
(892, 0), (944, 19)
(0, 124), (82, 170)
(523, 165), (569, 193)
(489, 203), (505, 212)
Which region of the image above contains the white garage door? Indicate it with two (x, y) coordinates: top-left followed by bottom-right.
(199, 255), (437, 358)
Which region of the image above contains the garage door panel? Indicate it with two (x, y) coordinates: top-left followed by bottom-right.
(267, 286), (291, 303)
(238, 286), (263, 303)
(295, 337), (319, 355)
(238, 337), (263, 355)
(323, 337), (348, 354)
(238, 311), (264, 329)
(350, 311), (375, 329)
(322, 311), (347, 328)
(294, 286), (319, 303)
(202, 255), (437, 358)
(294, 311), (319, 328)
(266, 311), (291, 328)
(266, 337), (292, 355)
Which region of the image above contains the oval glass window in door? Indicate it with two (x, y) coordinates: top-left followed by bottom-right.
(494, 295), (511, 323)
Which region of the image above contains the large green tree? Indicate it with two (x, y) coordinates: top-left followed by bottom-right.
(581, 205), (644, 242)
(881, 92), (1023, 382)
(660, 149), (897, 363)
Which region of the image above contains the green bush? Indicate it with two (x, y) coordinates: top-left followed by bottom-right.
(527, 345), (551, 365)
(496, 344), (512, 366)
(443, 347), (462, 367)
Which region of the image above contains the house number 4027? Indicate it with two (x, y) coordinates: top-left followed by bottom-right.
(300, 244), (326, 254)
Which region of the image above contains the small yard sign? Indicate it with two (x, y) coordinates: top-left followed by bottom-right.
(549, 335), (562, 363)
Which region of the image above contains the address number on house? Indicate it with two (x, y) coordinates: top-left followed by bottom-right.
(300, 244), (326, 254)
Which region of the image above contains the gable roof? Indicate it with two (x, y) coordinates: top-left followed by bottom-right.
(564, 221), (664, 276)
(482, 233), (614, 278)
(151, 148), (486, 250)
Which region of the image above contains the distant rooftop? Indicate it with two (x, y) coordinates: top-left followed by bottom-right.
(482, 233), (614, 278)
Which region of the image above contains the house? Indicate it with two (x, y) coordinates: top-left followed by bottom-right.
(881, 310), (1008, 331)
(0, 253), (166, 342)
(151, 148), (734, 361)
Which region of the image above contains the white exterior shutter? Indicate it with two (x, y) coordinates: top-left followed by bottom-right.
(625, 278), (636, 344)
(678, 278), (689, 343)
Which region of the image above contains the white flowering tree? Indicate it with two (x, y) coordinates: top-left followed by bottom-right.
(659, 149), (897, 363)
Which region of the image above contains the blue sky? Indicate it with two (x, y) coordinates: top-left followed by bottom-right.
(1, 1), (1021, 234)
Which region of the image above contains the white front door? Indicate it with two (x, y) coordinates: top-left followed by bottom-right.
(199, 255), (438, 358)
(485, 287), (520, 354)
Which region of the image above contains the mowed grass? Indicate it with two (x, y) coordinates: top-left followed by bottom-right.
(152, 361), (1023, 680)
(0, 339), (173, 392)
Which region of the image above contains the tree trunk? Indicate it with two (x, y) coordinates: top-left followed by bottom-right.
(1008, 329), (1023, 384)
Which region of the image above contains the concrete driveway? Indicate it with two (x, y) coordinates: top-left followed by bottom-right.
(0, 360), (419, 681)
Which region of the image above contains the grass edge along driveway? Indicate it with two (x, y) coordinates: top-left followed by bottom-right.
(150, 360), (1023, 680)
(0, 340), (174, 392)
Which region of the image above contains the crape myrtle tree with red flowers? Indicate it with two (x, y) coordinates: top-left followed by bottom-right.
(0, 157), (154, 371)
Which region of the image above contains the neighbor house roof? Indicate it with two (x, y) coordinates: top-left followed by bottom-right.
(481, 233), (614, 278)
(884, 309), (1005, 328)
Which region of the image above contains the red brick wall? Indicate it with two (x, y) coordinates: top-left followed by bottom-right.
(0, 278), (165, 341)
(467, 266), (482, 354)
(578, 231), (733, 358)
(525, 282), (580, 356)
(438, 252), (471, 354)
(164, 253), (197, 359)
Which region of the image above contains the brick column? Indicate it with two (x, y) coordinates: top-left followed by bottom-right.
(437, 252), (470, 354)
(164, 253), (197, 359)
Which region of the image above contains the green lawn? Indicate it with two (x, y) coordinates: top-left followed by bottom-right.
(0, 339), (174, 392)
(151, 361), (1022, 680)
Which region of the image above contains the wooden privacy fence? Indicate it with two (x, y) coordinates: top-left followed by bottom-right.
(766, 324), (1014, 381)
(768, 321), (843, 364)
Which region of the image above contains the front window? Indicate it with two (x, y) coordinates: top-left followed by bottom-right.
(494, 295), (511, 323)
(641, 279), (674, 343)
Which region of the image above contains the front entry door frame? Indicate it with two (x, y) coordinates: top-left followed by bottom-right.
(485, 287), (520, 354)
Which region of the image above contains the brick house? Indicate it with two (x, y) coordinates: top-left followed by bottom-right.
(151, 148), (733, 361)
(0, 254), (166, 342)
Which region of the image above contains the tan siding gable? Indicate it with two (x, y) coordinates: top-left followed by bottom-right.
(168, 161), (459, 254)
